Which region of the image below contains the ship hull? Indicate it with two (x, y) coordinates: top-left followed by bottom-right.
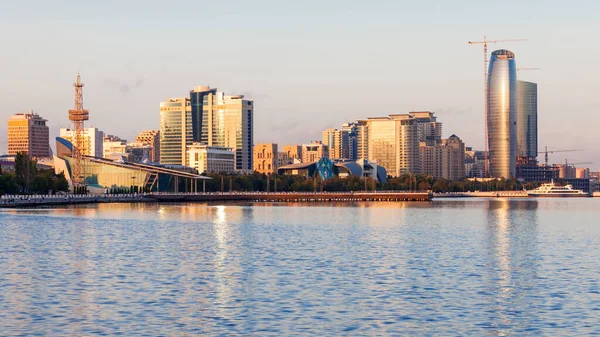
(527, 193), (589, 198)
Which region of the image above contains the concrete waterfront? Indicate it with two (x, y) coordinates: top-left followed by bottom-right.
(0, 191), (433, 208)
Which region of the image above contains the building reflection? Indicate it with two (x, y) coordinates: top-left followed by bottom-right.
(484, 198), (539, 334)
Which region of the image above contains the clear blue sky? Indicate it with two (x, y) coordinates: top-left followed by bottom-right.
(1, 0), (598, 168)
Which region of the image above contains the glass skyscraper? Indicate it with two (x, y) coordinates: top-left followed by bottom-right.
(159, 97), (192, 165)
(517, 80), (538, 159)
(201, 92), (253, 172)
(190, 86), (217, 143)
(487, 49), (518, 178)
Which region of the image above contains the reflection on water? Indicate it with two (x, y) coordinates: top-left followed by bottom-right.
(0, 199), (599, 336)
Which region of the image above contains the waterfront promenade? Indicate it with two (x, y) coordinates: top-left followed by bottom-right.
(0, 191), (432, 208)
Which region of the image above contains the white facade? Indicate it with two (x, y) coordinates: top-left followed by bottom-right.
(59, 127), (104, 158)
(188, 143), (235, 174)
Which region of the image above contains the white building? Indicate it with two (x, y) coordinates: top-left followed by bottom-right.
(187, 143), (235, 174)
(59, 127), (104, 158)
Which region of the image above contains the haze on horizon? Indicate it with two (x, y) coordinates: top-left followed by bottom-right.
(1, 0), (598, 169)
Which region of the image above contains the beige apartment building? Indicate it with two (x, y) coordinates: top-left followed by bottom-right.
(281, 145), (302, 163)
(254, 143), (278, 174)
(7, 110), (51, 158)
(160, 97), (192, 166)
(420, 135), (465, 181)
(302, 142), (329, 163)
(136, 130), (160, 163)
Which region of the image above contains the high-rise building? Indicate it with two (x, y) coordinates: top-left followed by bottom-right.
(487, 49), (518, 178)
(356, 120), (369, 160)
(302, 142), (329, 163)
(201, 91), (253, 172)
(322, 128), (349, 160)
(517, 80), (538, 161)
(7, 110), (50, 158)
(420, 135), (465, 180)
(409, 111), (442, 146)
(367, 114), (419, 177)
(253, 143), (278, 174)
(136, 130), (160, 163)
(281, 145), (302, 163)
(190, 86), (217, 143)
(159, 97), (192, 166)
(188, 143), (235, 174)
(341, 122), (358, 161)
(59, 127), (104, 158)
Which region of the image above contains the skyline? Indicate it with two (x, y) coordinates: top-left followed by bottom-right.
(1, 1), (599, 169)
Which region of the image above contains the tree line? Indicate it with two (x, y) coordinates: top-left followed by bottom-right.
(0, 152), (69, 195)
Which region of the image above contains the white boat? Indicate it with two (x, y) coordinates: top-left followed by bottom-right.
(527, 182), (588, 197)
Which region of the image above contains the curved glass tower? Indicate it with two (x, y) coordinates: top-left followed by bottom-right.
(487, 49), (517, 178)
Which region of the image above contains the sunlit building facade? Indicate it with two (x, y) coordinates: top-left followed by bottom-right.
(188, 143), (235, 174)
(201, 92), (253, 172)
(281, 145), (302, 163)
(302, 142), (329, 163)
(253, 143), (278, 174)
(160, 97), (192, 166)
(487, 49), (518, 178)
(322, 128), (350, 160)
(136, 130), (160, 163)
(356, 120), (369, 160)
(59, 127), (104, 158)
(409, 111), (442, 146)
(7, 110), (51, 158)
(367, 114), (419, 177)
(419, 134), (465, 180)
(517, 80), (538, 160)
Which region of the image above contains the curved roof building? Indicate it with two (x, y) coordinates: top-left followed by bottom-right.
(487, 49), (517, 178)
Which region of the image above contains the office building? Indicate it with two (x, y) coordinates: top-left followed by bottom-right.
(322, 128), (349, 160)
(187, 143), (235, 174)
(190, 86), (217, 142)
(487, 49), (518, 178)
(60, 127), (104, 158)
(254, 143), (278, 174)
(201, 91), (253, 172)
(409, 111), (442, 146)
(160, 97), (192, 166)
(7, 110), (51, 158)
(302, 142), (329, 163)
(516, 81), (538, 162)
(367, 114), (419, 177)
(126, 142), (153, 163)
(465, 147), (486, 178)
(420, 135), (465, 180)
(341, 122), (358, 161)
(356, 120), (369, 160)
(136, 130), (160, 163)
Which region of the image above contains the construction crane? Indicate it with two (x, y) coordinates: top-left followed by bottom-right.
(468, 37), (527, 177)
(68, 73), (90, 193)
(543, 146), (580, 167)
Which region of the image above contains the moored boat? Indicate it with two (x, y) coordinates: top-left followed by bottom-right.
(527, 182), (589, 197)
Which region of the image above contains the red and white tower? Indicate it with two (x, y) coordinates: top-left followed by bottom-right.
(68, 73), (89, 188)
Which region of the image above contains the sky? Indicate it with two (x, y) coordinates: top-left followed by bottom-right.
(1, 0), (599, 169)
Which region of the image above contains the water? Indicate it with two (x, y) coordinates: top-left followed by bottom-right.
(0, 199), (599, 336)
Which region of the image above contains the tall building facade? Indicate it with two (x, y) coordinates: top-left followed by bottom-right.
(254, 143), (278, 174)
(517, 80), (538, 160)
(7, 110), (50, 158)
(59, 127), (104, 157)
(190, 86), (217, 143)
(420, 135), (465, 180)
(322, 128), (350, 160)
(159, 97), (192, 166)
(356, 120), (369, 160)
(201, 91), (253, 172)
(409, 111), (442, 146)
(136, 130), (160, 163)
(367, 114), (419, 177)
(341, 122), (358, 161)
(487, 49), (518, 178)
